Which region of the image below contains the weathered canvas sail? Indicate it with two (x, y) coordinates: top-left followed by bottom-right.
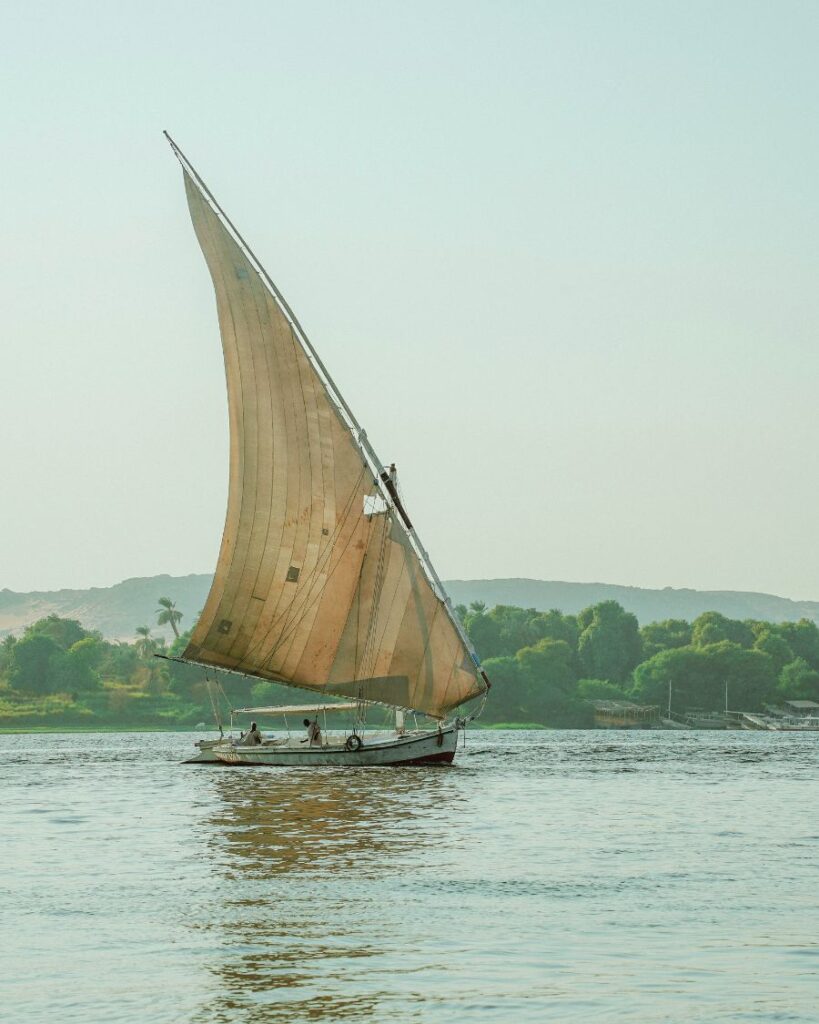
(176, 162), (486, 719)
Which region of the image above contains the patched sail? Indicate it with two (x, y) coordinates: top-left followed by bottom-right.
(176, 160), (486, 719)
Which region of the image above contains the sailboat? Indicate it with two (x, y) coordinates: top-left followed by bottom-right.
(163, 134), (491, 766)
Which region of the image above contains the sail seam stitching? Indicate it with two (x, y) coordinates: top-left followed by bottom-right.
(166, 136), (480, 680)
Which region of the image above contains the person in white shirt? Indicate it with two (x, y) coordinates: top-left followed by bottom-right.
(240, 721), (263, 746)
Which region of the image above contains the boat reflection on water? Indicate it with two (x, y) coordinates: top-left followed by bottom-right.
(192, 767), (461, 1023)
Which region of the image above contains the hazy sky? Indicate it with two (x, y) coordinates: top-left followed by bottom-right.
(2, 1), (817, 599)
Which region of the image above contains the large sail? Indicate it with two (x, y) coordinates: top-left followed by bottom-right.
(176, 160), (487, 719)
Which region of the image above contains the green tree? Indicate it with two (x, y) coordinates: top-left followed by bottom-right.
(531, 609), (579, 651)
(631, 646), (706, 708)
(169, 626), (193, 658)
(516, 638), (575, 693)
(778, 620), (819, 670)
(99, 640), (140, 680)
(168, 608), (202, 659)
(464, 610), (502, 659)
(465, 605), (566, 660)
(514, 638), (591, 726)
(8, 633), (62, 693)
(26, 615), (91, 650)
(576, 678), (627, 701)
(778, 658), (819, 701)
(480, 656), (523, 720)
(156, 597), (183, 639)
(134, 626), (158, 659)
(490, 606), (548, 657)
(577, 601), (642, 683)
(163, 626), (206, 699)
(705, 641), (775, 710)
(144, 662), (171, 697)
(632, 641), (775, 711)
(50, 637), (103, 693)
(0, 634), (17, 672)
(752, 630), (794, 674)
(249, 680), (293, 706)
(691, 612), (753, 650)
(640, 619), (692, 660)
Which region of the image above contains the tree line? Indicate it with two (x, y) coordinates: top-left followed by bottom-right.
(0, 599), (203, 727)
(455, 600), (819, 726)
(1, 597), (818, 728)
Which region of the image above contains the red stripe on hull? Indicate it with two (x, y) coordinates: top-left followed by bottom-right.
(187, 748), (457, 767)
(401, 750), (456, 766)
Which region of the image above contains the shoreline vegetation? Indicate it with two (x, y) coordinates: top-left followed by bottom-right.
(1, 598), (818, 732)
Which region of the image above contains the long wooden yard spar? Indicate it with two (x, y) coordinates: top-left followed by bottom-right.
(165, 133), (489, 720)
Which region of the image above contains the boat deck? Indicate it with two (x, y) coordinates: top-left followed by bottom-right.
(187, 727), (459, 766)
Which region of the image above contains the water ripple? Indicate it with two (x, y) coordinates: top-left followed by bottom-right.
(1, 729), (818, 1022)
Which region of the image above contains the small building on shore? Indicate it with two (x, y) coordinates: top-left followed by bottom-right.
(783, 700), (819, 716)
(590, 700), (660, 729)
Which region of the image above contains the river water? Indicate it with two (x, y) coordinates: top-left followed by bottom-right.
(2, 729), (817, 1022)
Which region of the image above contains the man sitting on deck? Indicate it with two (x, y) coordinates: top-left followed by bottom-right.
(239, 721), (263, 746)
(302, 717), (321, 746)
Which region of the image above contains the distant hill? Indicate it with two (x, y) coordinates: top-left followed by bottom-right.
(0, 574), (816, 640)
(444, 579), (819, 627)
(0, 574), (213, 641)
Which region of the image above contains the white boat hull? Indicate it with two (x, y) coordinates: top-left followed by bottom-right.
(185, 726), (459, 766)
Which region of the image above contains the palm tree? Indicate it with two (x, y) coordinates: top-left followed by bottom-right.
(134, 626), (157, 659)
(156, 597), (183, 639)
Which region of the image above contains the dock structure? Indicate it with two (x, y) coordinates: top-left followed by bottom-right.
(782, 700), (819, 716)
(591, 700), (660, 729)
(728, 705), (819, 731)
(735, 712), (771, 730)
